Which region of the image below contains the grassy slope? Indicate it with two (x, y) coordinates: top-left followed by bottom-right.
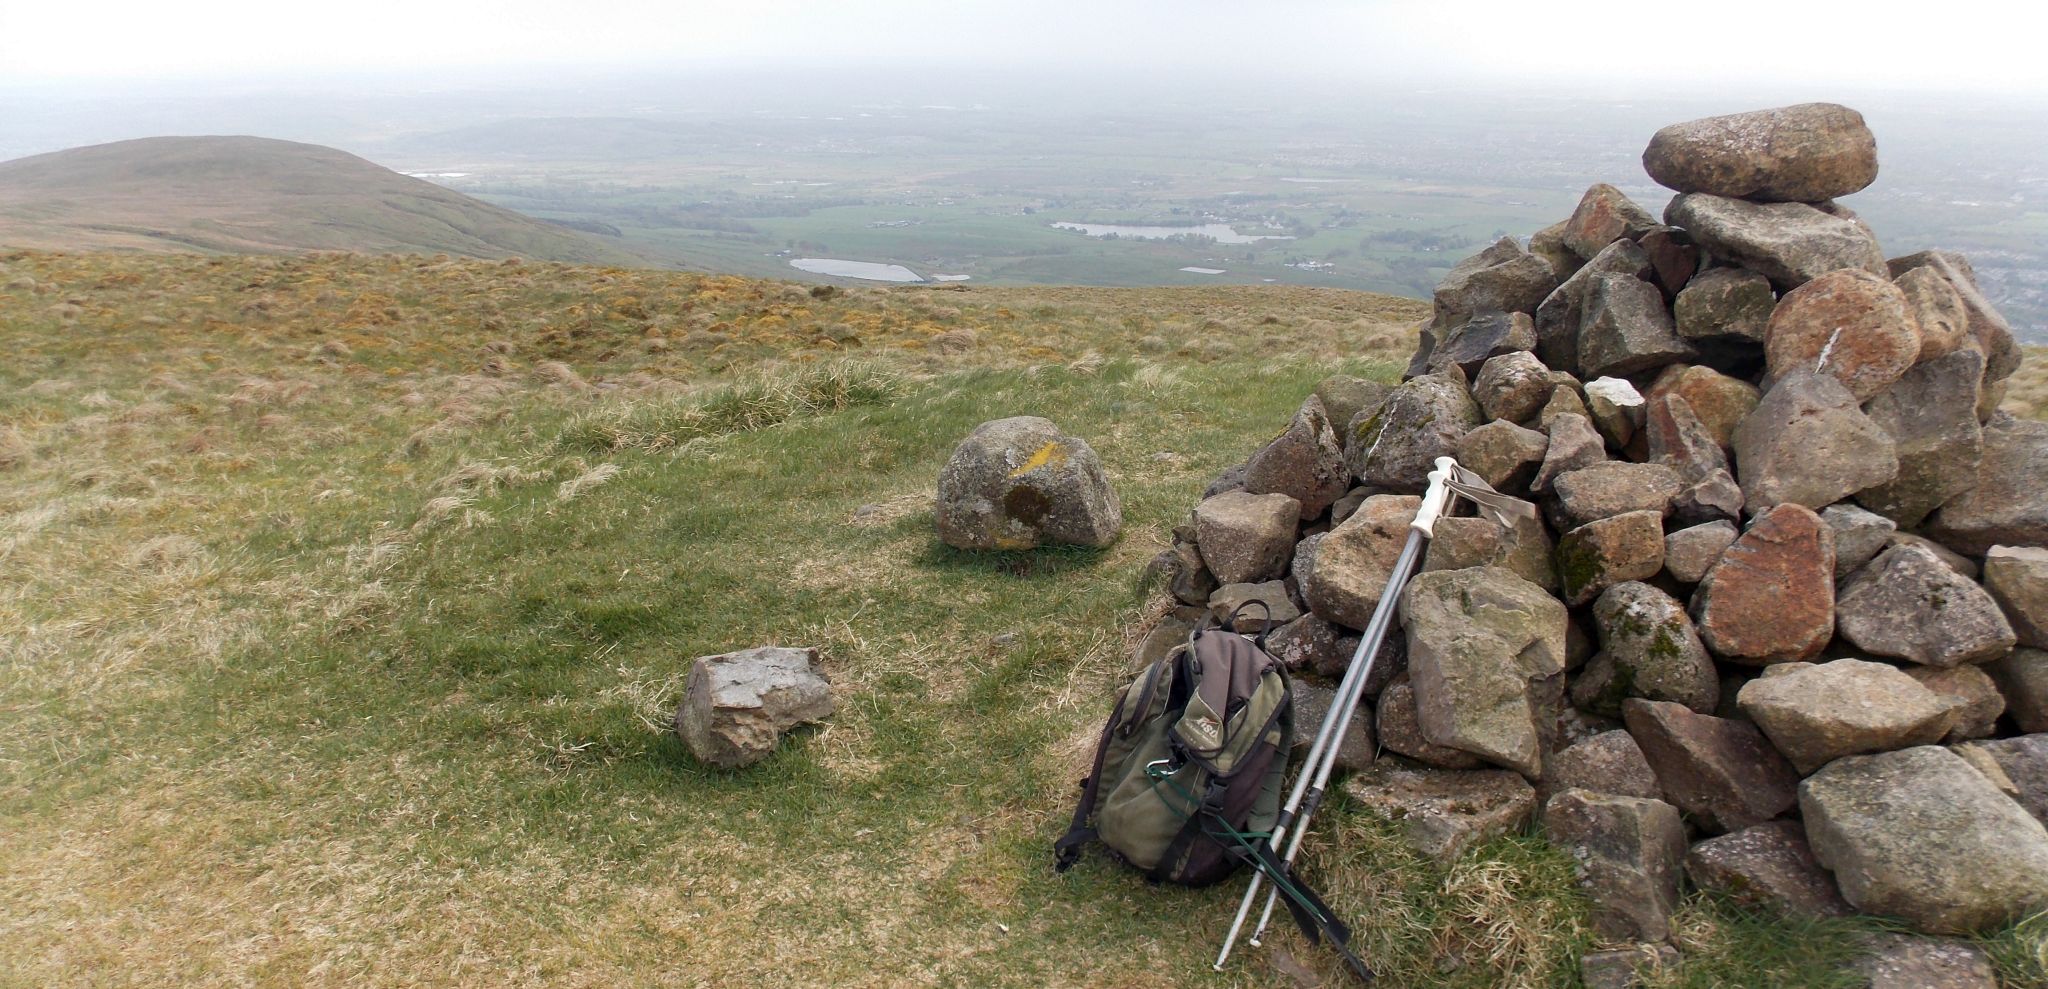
(1, 251), (2043, 988)
(0, 137), (650, 267)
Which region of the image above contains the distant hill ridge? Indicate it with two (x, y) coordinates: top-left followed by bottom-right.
(0, 135), (650, 266)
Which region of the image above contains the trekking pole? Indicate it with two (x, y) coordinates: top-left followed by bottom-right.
(1213, 456), (1462, 972)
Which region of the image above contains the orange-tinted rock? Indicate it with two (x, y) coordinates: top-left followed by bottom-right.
(1645, 364), (1760, 449)
(1691, 504), (1835, 664)
(1643, 103), (1878, 203)
(1765, 268), (1921, 402)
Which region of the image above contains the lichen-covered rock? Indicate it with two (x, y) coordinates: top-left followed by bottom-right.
(676, 646), (836, 768)
(1455, 419), (1549, 493)
(1852, 934), (2000, 989)
(1552, 462), (1683, 529)
(1580, 271), (1695, 378)
(1289, 681), (1375, 774)
(1986, 545), (2048, 649)
(1691, 504), (1836, 664)
(1674, 266), (1776, 347)
(1208, 581), (1301, 631)
(1987, 649), (2048, 733)
(1664, 520), (1738, 585)
(1895, 266), (1972, 362)
(1573, 581), (1718, 717)
(1685, 820), (1852, 918)
(1532, 412), (1608, 494)
(1958, 735), (2048, 826)
(1888, 250), (2021, 386)
(1837, 545), (2015, 668)
(1822, 503), (1898, 580)
(1378, 675), (1485, 769)
(1643, 103), (1879, 202)
(1732, 371), (1898, 514)
(1665, 193), (1887, 291)
(1801, 746), (2048, 934)
(1305, 494), (1418, 630)
(1558, 510), (1666, 607)
(1544, 730), (1663, 803)
(1624, 698), (1800, 833)
(1313, 375), (1394, 449)
(935, 417), (1122, 550)
(1764, 268), (1921, 403)
(1473, 350), (1554, 424)
(1350, 371), (1482, 492)
(1737, 659), (1958, 774)
(1535, 239), (1655, 374)
(1193, 490), (1301, 585)
(1245, 395), (1349, 520)
(1543, 789), (1688, 941)
(1432, 238), (1559, 329)
(1342, 761), (1537, 861)
(1563, 183), (1662, 259)
(1404, 566), (1570, 777)
(1926, 417), (2048, 556)
(1904, 665), (2005, 743)
(1266, 614), (1351, 676)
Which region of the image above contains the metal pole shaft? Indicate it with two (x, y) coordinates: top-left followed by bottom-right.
(1247, 528), (1425, 946)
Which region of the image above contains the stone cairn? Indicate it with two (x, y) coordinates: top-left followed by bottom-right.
(1145, 104), (2048, 978)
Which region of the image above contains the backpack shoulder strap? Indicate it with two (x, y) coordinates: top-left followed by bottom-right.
(1052, 698), (1122, 872)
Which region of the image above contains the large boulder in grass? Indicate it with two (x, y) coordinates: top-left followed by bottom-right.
(1926, 417), (2048, 556)
(1404, 566), (1570, 777)
(1691, 503), (1836, 665)
(1305, 494), (1419, 630)
(1858, 349), (1985, 529)
(1562, 183), (1662, 259)
(1543, 789), (1688, 942)
(1837, 545), (2016, 668)
(1732, 371), (1897, 514)
(1801, 746), (2048, 934)
(676, 646), (835, 768)
(1349, 372), (1482, 492)
(1889, 251), (2022, 386)
(1244, 395), (1348, 521)
(1986, 545), (2048, 649)
(935, 417), (1122, 550)
(1736, 659), (1958, 774)
(1623, 698), (1800, 834)
(1572, 581), (1718, 717)
(1643, 103), (1879, 202)
(1763, 268), (1921, 402)
(1665, 193), (1886, 292)
(1192, 491), (1302, 585)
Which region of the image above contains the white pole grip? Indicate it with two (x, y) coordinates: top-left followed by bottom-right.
(1412, 456), (1457, 536)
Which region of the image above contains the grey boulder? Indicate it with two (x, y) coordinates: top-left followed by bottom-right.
(1643, 103), (1879, 202)
(1837, 545), (2015, 668)
(1736, 658), (1958, 774)
(935, 417), (1122, 550)
(676, 646), (835, 768)
(1665, 193), (1886, 292)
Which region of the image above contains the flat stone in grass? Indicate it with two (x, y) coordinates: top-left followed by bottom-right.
(1852, 934), (1999, 989)
(1685, 819), (1852, 918)
(1192, 490), (1301, 585)
(1343, 762), (1537, 862)
(1581, 945), (1682, 989)
(934, 416), (1122, 550)
(1801, 745), (2048, 934)
(1836, 544), (2015, 668)
(676, 646), (835, 769)
(1736, 658), (1957, 774)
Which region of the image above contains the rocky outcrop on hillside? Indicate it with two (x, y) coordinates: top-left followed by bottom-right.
(1146, 103), (2047, 959)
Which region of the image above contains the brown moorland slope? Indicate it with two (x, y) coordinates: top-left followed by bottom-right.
(0, 136), (651, 266)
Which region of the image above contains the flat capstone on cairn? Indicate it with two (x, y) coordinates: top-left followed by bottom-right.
(1142, 102), (2046, 981)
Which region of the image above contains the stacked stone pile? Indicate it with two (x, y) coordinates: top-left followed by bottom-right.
(1146, 104), (2048, 971)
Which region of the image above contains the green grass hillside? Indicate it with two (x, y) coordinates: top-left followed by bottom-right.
(1, 251), (2043, 987)
(0, 137), (651, 266)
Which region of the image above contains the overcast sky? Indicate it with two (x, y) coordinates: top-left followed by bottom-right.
(4, 0), (2046, 93)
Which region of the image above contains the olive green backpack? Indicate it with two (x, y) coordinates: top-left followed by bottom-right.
(1054, 604), (1371, 978)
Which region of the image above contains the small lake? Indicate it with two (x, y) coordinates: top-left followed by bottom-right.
(789, 258), (924, 282)
(1050, 222), (1294, 245)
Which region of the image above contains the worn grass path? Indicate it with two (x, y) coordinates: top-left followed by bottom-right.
(2, 252), (2042, 987)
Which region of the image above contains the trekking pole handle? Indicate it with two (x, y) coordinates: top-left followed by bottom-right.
(1412, 456), (1458, 537)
